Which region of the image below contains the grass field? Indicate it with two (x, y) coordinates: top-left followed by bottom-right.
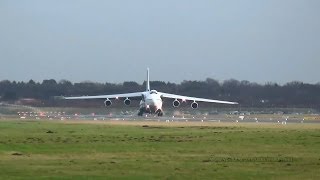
(0, 119), (319, 179)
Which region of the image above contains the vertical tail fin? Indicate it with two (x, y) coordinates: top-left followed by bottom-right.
(146, 68), (150, 91)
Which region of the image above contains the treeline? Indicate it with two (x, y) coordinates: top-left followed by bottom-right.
(1, 79), (320, 108)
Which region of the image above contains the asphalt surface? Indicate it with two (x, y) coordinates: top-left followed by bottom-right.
(64, 114), (320, 124)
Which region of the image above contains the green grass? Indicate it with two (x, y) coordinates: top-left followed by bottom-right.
(0, 120), (319, 179)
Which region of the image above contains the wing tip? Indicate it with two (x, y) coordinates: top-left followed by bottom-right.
(54, 96), (66, 100)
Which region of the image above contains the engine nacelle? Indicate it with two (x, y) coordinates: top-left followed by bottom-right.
(104, 99), (112, 107)
(124, 98), (131, 106)
(191, 101), (198, 109)
(173, 99), (180, 107)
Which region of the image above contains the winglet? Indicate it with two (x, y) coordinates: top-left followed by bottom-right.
(146, 68), (150, 91)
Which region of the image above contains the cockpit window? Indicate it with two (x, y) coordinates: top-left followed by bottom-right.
(150, 90), (158, 94)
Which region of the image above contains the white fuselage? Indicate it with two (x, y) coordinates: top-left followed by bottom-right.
(140, 90), (163, 113)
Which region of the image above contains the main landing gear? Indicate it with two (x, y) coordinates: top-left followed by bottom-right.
(137, 108), (163, 116)
(156, 109), (163, 116)
(138, 108), (144, 116)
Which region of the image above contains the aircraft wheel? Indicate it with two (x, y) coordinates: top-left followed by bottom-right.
(157, 110), (163, 116)
(138, 109), (144, 116)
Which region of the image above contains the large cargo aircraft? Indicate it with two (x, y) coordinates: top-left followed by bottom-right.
(63, 69), (238, 116)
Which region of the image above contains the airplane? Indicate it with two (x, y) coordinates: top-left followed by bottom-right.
(63, 68), (238, 116)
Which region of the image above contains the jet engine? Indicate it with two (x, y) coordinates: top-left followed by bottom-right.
(124, 98), (131, 106)
(191, 101), (198, 109)
(104, 99), (112, 107)
(173, 99), (180, 107)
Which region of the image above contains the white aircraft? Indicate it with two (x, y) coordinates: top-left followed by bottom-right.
(64, 69), (238, 116)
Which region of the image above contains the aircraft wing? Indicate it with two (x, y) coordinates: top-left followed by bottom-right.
(64, 92), (144, 100)
(159, 92), (238, 105)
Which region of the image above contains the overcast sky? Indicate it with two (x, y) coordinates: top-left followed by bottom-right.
(0, 0), (319, 84)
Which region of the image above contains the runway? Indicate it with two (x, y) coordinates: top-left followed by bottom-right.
(59, 114), (320, 124)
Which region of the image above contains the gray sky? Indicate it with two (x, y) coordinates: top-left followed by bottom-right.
(1, 0), (319, 84)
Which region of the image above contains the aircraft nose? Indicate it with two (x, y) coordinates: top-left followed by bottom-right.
(149, 99), (160, 106)
(150, 99), (157, 106)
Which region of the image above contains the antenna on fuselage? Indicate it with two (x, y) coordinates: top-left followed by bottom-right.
(146, 68), (150, 91)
